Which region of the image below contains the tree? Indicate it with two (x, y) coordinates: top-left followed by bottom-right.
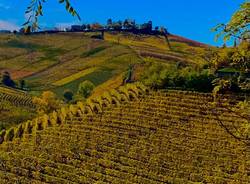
(19, 80), (26, 90)
(123, 19), (136, 30)
(86, 24), (91, 30)
(1, 71), (15, 88)
(211, 1), (250, 143)
(107, 19), (113, 30)
(91, 23), (104, 30)
(231, 41), (250, 72)
(212, 1), (250, 41)
(123, 65), (133, 84)
(33, 91), (60, 114)
(233, 38), (237, 48)
(77, 81), (95, 98)
(24, 0), (81, 32)
(63, 90), (74, 102)
(81, 24), (87, 30)
(113, 21), (123, 31)
(140, 21), (153, 33)
(160, 27), (171, 50)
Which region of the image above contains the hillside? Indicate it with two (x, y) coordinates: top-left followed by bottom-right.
(0, 31), (213, 126)
(0, 84), (249, 183)
(0, 32), (210, 95)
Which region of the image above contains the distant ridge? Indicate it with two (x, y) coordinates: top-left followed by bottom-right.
(169, 34), (209, 47)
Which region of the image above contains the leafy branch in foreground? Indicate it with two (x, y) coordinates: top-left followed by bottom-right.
(211, 77), (250, 144)
(212, 1), (250, 41)
(24, 0), (81, 33)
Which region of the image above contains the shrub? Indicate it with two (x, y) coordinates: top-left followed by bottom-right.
(1, 71), (15, 88)
(33, 91), (61, 114)
(63, 90), (74, 102)
(141, 63), (216, 92)
(77, 80), (95, 98)
(19, 80), (26, 90)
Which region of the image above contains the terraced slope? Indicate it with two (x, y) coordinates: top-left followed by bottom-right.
(105, 32), (210, 67)
(0, 87), (249, 183)
(0, 86), (34, 108)
(0, 86), (36, 128)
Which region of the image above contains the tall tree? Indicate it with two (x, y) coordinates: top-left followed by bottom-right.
(211, 1), (250, 143)
(107, 18), (113, 30)
(160, 27), (171, 50)
(212, 1), (250, 41)
(1, 71), (15, 88)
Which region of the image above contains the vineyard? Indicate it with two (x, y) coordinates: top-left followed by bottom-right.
(0, 83), (249, 183)
(0, 86), (34, 108)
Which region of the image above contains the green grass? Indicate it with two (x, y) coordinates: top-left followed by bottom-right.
(53, 67), (98, 86)
(53, 67), (114, 97)
(218, 67), (239, 73)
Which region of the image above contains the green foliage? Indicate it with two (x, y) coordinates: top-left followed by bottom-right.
(33, 91), (61, 114)
(24, 0), (80, 32)
(211, 41), (250, 72)
(19, 80), (26, 90)
(63, 90), (74, 102)
(210, 41), (249, 95)
(1, 71), (15, 88)
(212, 1), (250, 41)
(123, 65), (133, 84)
(141, 63), (215, 92)
(77, 80), (95, 98)
(231, 41), (250, 72)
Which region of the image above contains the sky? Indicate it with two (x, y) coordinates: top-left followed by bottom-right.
(0, 0), (246, 46)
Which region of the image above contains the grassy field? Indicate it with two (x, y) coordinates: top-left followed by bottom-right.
(52, 67), (98, 86)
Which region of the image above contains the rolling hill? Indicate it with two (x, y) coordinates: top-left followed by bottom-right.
(0, 32), (210, 97)
(0, 31), (249, 183)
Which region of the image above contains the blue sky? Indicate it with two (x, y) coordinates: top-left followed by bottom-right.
(0, 0), (246, 46)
